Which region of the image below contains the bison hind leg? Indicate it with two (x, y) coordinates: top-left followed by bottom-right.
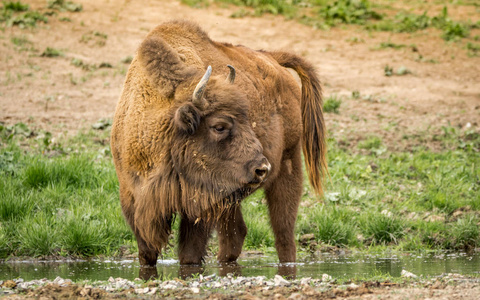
(265, 145), (303, 263)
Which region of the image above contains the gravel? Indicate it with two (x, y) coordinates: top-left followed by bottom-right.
(1, 272), (479, 299)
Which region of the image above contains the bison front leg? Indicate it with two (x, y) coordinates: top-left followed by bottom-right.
(178, 215), (211, 264)
(216, 204), (247, 263)
(265, 146), (303, 263)
(119, 188), (159, 267)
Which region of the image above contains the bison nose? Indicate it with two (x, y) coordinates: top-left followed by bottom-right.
(255, 163), (270, 181)
(250, 159), (271, 185)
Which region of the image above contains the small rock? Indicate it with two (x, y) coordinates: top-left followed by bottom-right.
(274, 293), (286, 300)
(2, 280), (16, 289)
(322, 274), (332, 282)
(53, 276), (65, 285)
(347, 282), (359, 289)
(147, 287), (158, 295)
(288, 292), (304, 299)
(163, 283), (179, 289)
(135, 287), (149, 294)
(401, 270), (418, 278)
(256, 276), (266, 285)
(191, 287), (200, 294)
(80, 287), (91, 297)
(274, 275), (290, 287)
(299, 234), (315, 245)
(300, 277), (311, 286)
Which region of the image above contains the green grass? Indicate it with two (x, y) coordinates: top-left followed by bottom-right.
(0, 123), (131, 258)
(323, 95), (342, 114)
(0, 121), (479, 259)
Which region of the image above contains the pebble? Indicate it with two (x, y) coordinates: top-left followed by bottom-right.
(401, 270), (418, 278)
(321, 274), (332, 282)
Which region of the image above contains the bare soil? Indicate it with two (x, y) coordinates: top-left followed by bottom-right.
(1, 0), (479, 298)
(1, 0), (479, 151)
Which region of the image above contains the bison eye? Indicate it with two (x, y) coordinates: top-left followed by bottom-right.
(214, 125), (225, 133)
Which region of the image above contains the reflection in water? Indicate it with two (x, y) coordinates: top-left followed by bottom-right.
(1, 253), (479, 282)
(138, 266), (158, 281)
(178, 264), (204, 280)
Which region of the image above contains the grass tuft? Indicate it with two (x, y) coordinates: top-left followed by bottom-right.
(323, 95), (342, 114)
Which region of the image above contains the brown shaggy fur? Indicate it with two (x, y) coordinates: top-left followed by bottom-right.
(111, 20), (327, 266)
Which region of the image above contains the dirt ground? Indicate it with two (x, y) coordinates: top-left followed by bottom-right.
(1, 0), (479, 151)
(1, 0), (480, 298)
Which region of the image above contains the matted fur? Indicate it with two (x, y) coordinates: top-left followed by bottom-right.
(111, 20), (327, 264)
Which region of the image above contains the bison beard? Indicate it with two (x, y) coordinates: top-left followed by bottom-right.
(111, 20), (327, 272)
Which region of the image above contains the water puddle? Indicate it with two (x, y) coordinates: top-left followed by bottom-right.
(1, 252), (479, 281)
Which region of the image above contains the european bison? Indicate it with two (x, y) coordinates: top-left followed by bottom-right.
(111, 20), (327, 268)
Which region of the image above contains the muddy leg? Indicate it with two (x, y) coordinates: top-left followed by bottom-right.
(178, 215), (211, 264)
(217, 205), (247, 263)
(120, 188), (159, 267)
(264, 146), (303, 263)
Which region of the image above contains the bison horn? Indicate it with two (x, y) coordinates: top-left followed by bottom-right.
(226, 65), (235, 84)
(192, 65), (212, 107)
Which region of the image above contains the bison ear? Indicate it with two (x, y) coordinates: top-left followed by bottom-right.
(174, 102), (201, 135)
(138, 34), (196, 98)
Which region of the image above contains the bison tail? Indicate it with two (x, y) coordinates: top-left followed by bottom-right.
(271, 52), (328, 196)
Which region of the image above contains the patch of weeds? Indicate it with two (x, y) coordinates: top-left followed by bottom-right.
(346, 36), (364, 43)
(360, 211), (405, 245)
(121, 56), (133, 64)
(368, 6), (472, 42)
(377, 41), (406, 50)
(18, 216), (59, 256)
(71, 58), (97, 71)
(80, 31), (108, 47)
(384, 65), (411, 76)
(2, 1), (29, 12)
(297, 205), (357, 247)
(384, 65), (393, 77)
(368, 11), (429, 33)
(59, 17), (71, 22)
(432, 7), (470, 41)
(319, 0), (382, 26)
(10, 35), (32, 51)
(441, 21), (470, 41)
(351, 90), (360, 99)
(449, 214), (479, 251)
(7, 10), (48, 28)
(47, 0), (82, 12)
(466, 42), (480, 57)
(230, 8), (250, 18)
(415, 55), (439, 64)
(358, 136), (386, 155)
(323, 94), (342, 114)
(98, 62), (113, 68)
(181, 0), (209, 8)
(218, 0), (297, 17)
(0, 122), (32, 141)
(41, 47), (63, 57)
(92, 118), (112, 130)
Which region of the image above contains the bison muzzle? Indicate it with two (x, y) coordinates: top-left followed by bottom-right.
(111, 20), (327, 269)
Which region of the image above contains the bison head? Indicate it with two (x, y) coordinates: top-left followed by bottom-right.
(171, 66), (271, 216)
